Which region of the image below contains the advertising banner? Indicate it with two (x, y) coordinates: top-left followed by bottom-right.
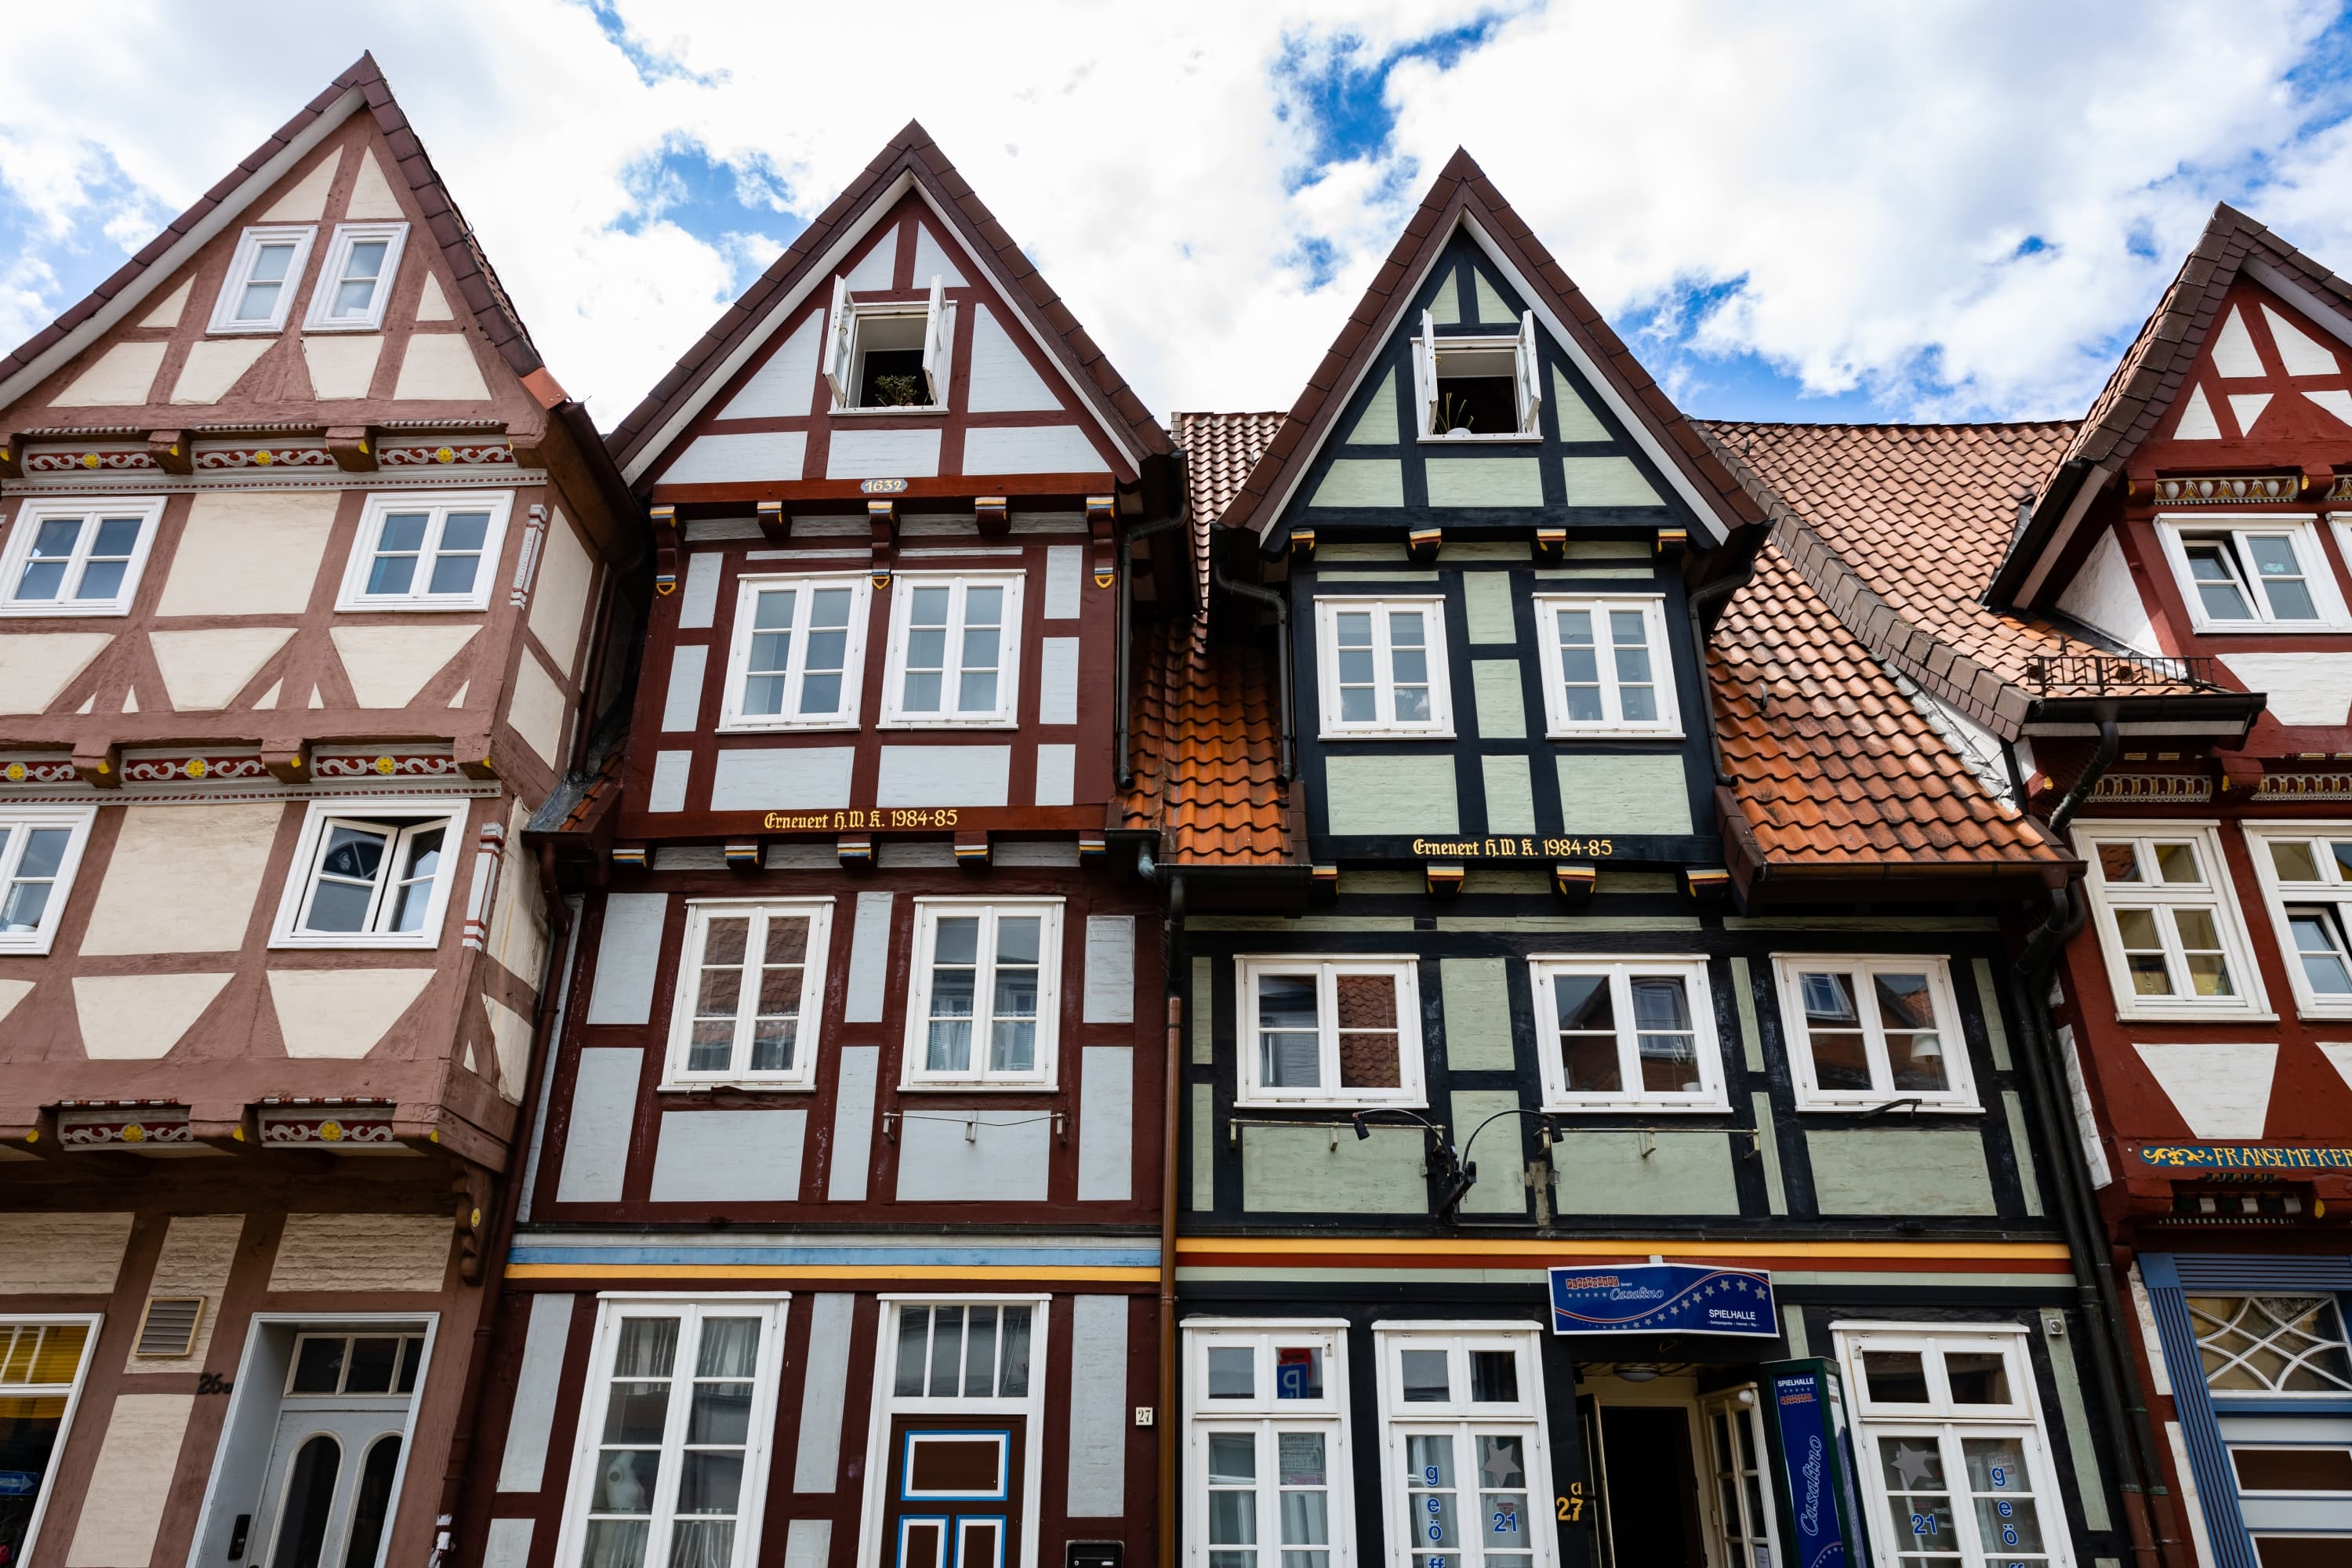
(1545, 1262), (1777, 1337)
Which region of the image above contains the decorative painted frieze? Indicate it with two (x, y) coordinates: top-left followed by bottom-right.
(57, 1104), (193, 1149)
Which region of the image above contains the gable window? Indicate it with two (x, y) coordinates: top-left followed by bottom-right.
(2157, 517), (2348, 632)
(0, 1317), (100, 1567)
(303, 223), (408, 332)
(1235, 956), (1424, 1108)
(2245, 824), (2352, 1016)
(904, 899), (1062, 1088)
(1531, 594), (1678, 735)
(1314, 597), (1454, 738)
(1835, 1325), (2072, 1568)
(822, 274), (952, 410)
(556, 1298), (787, 1568)
(1414, 309), (1541, 439)
(1372, 1324), (1556, 1568)
(1772, 955), (1977, 1111)
(881, 572), (1023, 727)
(665, 899), (833, 1089)
(720, 574), (871, 730)
(2074, 824), (2267, 1019)
(1530, 956), (1726, 1111)
(1185, 1323), (1356, 1568)
(0, 805), (96, 956)
(0, 497), (165, 616)
(272, 798), (471, 949)
(338, 492), (512, 612)
(209, 225), (318, 334)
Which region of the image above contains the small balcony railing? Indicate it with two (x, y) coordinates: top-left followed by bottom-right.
(2021, 652), (2223, 694)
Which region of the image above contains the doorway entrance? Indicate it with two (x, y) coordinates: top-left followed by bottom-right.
(1580, 1368), (1782, 1568)
(244, 1330), (424, 1568)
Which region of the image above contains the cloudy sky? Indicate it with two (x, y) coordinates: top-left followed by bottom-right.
(5, 2), (2351, 430)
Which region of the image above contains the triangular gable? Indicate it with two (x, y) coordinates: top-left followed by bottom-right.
(1214, 147), (1763, 546)
(608, 121), (1171, 488)
(2149, 283), (2352, 447)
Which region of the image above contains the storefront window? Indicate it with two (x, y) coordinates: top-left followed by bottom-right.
(0, 1318), (98, 1568)
(1185, 1324), (1353, 1568)
(1373, 1326), (1556, 1568)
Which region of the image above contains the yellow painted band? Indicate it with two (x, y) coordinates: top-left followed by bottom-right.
(1173, 1237), (2072, 1261)
(505, 1264), (1160, 1283)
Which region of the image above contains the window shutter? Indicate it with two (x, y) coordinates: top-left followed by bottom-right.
(1413, 310), (1438, 437)
(135, 1296), (205, 1357)
(1517, 310), (1542, 433)
(921, 274), (950, 405)
(820, 275), (854, 405)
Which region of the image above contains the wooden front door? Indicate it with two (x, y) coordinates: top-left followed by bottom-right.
(881, 1417), (1026, 1568)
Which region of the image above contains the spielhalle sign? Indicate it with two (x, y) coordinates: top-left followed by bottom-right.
(1545, 1262), (1777, 1338)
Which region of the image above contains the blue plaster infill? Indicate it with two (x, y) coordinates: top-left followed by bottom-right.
(509, 1241), (1162, 1269)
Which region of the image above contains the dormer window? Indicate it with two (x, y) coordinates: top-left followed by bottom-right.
(2157, 516), (2349, 632)
(208, 225), (318, 334)
(303, 223), (408, 332)
(1413, 309), (1541, 439)
(822, 274), (952, 411)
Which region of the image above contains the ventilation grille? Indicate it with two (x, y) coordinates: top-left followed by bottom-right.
(134, 1296), (205, 1358)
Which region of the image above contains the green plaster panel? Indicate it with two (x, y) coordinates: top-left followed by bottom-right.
(1564, 540), (1650, 559)
(2004, 1091), (2044, 1217)
(1443, 542), (1530, 561)
(1974, 956), (2013, 1069)
(1192, 1084), (1215, 1210)
(1439, 958), (1515, 1072)
(1731, 956), (1765, 1072)
(1430, 270), (1462, 325)
(1243, 1125), (1427, 1213)
(1551, 366), (1610, 442)
(1311, 459), (1405, 508)
(1319, 572), (1440, 583)
(1725, 915), (1999, 932)
(1344, 369), (1399, 445)
(1464, 574), (1516, 643)
(2043, 1323), (2113, 1531)
(1427, 458), (1544, 508)
(1562, 456), (1663, 506)
(1327, 754), (1457, 836)
(1535, 568), (1656, 581)
(1451, 1089), (1526, 1214)
(1482, 755), (1537, 835)
(1471, 270), (1511, 327)
(1782, 1305), (1810, 1359)
(1753, 1094), (1788, 1214)
(1472, 662), (1526, 739)
(1187, 914), (1417, 932)
(1317, 543), (1406, 561)
(1555, 754), (1693, 835)
(1192, 957), (1214, 1065)
(1462, 869), (1550, 895)
(1548, 1131), (1740, 1215)
(1595, 872), (1676, 893)
(1806, 1131), (1997, 1216)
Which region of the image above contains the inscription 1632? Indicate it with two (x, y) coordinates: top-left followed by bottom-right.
(1410, 835), (1616, 858)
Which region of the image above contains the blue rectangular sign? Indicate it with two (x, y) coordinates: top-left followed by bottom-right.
(1545, 1262), (1777, 1338)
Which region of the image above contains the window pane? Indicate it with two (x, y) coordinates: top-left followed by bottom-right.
(1799, 972), (1872, 1090)
(989, 915), (1042, 1074)
(1554, 973), (1621, 1092)
(800, 586), (853, 715)
(1875, 1436), (1956, 1552)
(1610, 611), (1656, 723)
(2184, 540), (2255, 619)
(2111, 908), (2173, 996)
(1962, 1436), (2042, 1552)
(1335, 973), (1401, 1089)
(1556, 609), (1602, 722)
(927, 1305), (964, 1398)
(1399, 1349), (1450, 1402)
(1335, 612), (1376, 723)
(925, 917), (979, 1073)
(367, 514), (428, 596)
(2154, 841), (2204, 884)
(1275, 1345), (1324, 1399)
(1863, 1349), (1929, 1403)
(2246, 535), (2319, 619)
(1258, 975), (1321, 1089)
(893, 1307), (929, 1397)
(961, 1306), (998, 1399)
(1470, 1349), (1519, 1403)
(387, 826), (444, 932)
(304, 825), (389, 931)
(1207, 1345), (1255, 1398)
(1874, 973), (1949, 1093)
(346, 1336), (400, 1393)
(902, 586), (949, 710)
(1631, 976), (1700, 1093)
(998, 1305), (1032, 1396)
(292, 1335), (347, 1392)
(2288, 910), (2352, 996)
(1944, 1349), (2011, 1406)
(2097, 843), (2143, 884)
(2170, 907), (2235, 997)
(582, 1521), (651, 1568)
(2270, 840), (2322, 882)
(2190, 1295), (2352, 1392)
(14, 517), (82, 600)
(427, 511), (489, 596)
(1388, 610), (1432, 723)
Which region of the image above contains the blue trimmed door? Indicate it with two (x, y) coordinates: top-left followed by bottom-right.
(884, 1418), (1025, 1568)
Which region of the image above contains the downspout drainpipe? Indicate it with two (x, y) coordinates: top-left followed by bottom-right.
(1116, 509), (1189, 790)
(1156, 872), (1186, 1568)
(2009, 717), (2190, 1568)
(432, 843), (579, 1566)
(1684, 529), (1766, 787)
(1212, 561), (1294, 785)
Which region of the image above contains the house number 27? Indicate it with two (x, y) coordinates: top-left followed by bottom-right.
(1555, 1483), (1586, 1523)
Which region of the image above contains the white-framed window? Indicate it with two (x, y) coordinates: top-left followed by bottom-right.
(302, 222), (409, 332)
(0, 804), (97, 956)
(2244, 823), (2352, 1017)
(1184, 1320), (1356, 1568)
(821, 274), (953, 411)
(1313, 597), (1454, 738)
(1235, 955), (1425, 1109)
(1412, 309), (1542, 440)
(2188, 1294), (2352, 1397)
(270, 797), (471, 949)
(0, 496), (165, 616)
(554, 1296), (789, 1568)
(1771, 954), (1977, 1111)
(1530, 594), (1679, 736)
(664, 899), (833, 1089)
(880, 572), (1024, 727)
(2074, 822), (2269, 1019)
(1372, 1323), (1557, 1568)
(1835, 1323), (2074, 1568)
(336, 492), (514, 612)
(0, 1316), (101, 1568)
(208, 224), (318, 334)
(902, 899), (1062, 1089)
(719, 574), (871, 731)
(2155, 516), (2350, 633)
(1529, 956), (1726, 1111)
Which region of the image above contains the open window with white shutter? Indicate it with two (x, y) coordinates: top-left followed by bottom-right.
(1515, 310), (1542, 426)
(1412, 310), (1439, 439)
(822, 274), (954, 412)
(1423, 309), (1542, 440)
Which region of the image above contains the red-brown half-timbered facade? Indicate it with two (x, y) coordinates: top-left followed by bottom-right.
(0, 55), (644, 1568)
(455, 124), (1183, 1568)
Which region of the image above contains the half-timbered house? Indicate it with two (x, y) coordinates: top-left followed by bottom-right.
(1136, 151), (2132, 1568)
(0, 55), (643, 1568)
(456, 125), (1184, 1568)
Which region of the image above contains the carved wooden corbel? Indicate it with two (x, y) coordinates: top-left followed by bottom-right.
(325, 426), (376, 473)
(147, 430), (194, 475)
(71, 740), (121, 789)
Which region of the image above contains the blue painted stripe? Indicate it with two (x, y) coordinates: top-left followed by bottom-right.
(507, 1243), (1162, 1269)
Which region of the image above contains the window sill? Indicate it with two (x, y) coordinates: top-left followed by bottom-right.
(0, 602), (135, 619)
(206, 323), (289, 337)
(1541, 1100), (1732, 1116)
(895, 1081), (1062, 1095)
(1232, 1097), (1429, 1113)
(0, 936), (62, 956)
(1790, 1101), (1986, 1117)
(2180, 621), (2352, 637)
(1542, 727), (1686, 742)
(657, 1080), (817, 1095)
(830, 405), (949, 418)
(2110, 1007), (2278, 1025)
(333, 597), (494, 615)
(715, 718), (865, 735)
(875, 717), (1022, 731)
(300, 321), (387, 337)
(1417, 433), (1541, 445)
(1319, 729), (1457, 742)
(268, 934), (444, 953)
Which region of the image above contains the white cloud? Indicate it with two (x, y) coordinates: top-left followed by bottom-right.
(1, 1), (2348, 427)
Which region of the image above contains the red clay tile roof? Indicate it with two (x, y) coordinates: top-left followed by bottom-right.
(1711, 541), (2067, 872)
(1174, 410), (1283, 598)
(607, 121), (1171, 481)
(0, 53), (546, 402)
(1214, 147), (1764, 542)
